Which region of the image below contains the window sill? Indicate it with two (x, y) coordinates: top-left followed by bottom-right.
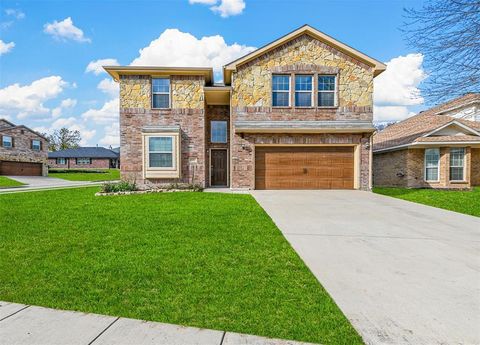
(449, 180), (467, 184)
(152, 108), (172, 111)
(317, 106), (339, 109)
(272, 106), (292, 109)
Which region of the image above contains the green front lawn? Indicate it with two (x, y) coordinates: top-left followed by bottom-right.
(0, 176), (25, 188)
(374, 187), (480, 217)
(49, 168), (120, 181)
(0, 188), (362, 345)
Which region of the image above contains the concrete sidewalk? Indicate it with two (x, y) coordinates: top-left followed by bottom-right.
(0, 301), (318, 345)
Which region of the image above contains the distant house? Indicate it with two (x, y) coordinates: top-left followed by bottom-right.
(373, 94), (480, 189)
(48, 147), (119, 169)
(0, 118), (49, 176)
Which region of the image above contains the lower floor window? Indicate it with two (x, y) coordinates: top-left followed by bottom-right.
(57, 158), (66, 165)
(76, 158), (91, 165)
(449, 148), (465, 181)
(425, 148), (440, 181)
(148, 136), (173, 168)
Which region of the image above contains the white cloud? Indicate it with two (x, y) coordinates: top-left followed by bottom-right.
(97, 78), (119, 98)
(131, 28), (255, 78)
(211, 0), (245, 17)
(0, 40), (15, 55)
(373, 53), (426, 122)
(99, 121), (119, 147)
(43, 17), (91, 43)
(35, 117), (97, 146)
(190, 0), (245, 17)
(86, 58), (120, 75)
(81, 97), (119, 124)
(0, 76), (67, 119)
(51, 98), (77, 118)
(5, 9), (25, 19)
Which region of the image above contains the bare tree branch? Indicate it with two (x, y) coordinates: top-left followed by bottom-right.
(402, 0), (480, 104)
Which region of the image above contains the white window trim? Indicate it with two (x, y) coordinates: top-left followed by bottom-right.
(318, 75), (337, 107)
(272, 74), (291, 107)
(294, 74), (314, 108)
(211, 121), (228, 143)
(151, 77), (171, 109)
(142, 132), (180, 179)
(32, 139), (41, 151)
(449, 147), (465, 182)
(77, 158), (91, 165)
(2, 135), (12, 148)
(424, 148), (440, 182)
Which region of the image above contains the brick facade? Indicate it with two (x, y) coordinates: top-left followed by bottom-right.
(0, 125), (48, 176)
(230, 34), (375, 190)
(118, 31), (377, 189)
(373, 147), (479, 189)
(48, 158), (111, 169)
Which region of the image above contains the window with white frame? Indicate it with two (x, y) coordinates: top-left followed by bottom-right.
(57, 158), (66, 165)
(211, 121), (227, 143)
(148, 136), (174, 168)
(76, 158), (91, 165)
(295, 75), (313, 107)
(449, 148), (465, 181)
(318, 75), (336, 107)
(272, 75), (290, 107)
(32, 139), (41, 151)
(425, 148), (440, 181)
(152, 78), (170, 109)
(2, 135), (12, 148)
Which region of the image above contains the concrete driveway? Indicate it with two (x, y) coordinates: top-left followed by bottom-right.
(252, 190), (480, 345)
(0, 176), (101, 193)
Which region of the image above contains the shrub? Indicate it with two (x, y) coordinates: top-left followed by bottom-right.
(101, 180), (137, 193)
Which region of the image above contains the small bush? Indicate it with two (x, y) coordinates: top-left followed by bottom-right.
(101, 180), (137, 193)
(165, 183), (203, 192)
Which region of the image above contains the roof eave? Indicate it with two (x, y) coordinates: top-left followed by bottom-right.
(104, 66), (214, 84)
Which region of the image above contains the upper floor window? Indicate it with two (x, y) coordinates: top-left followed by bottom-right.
(318, 75), (336, 107)
(148, 136), (174, 168)
(32, 139), (41, 151)
(295, 75), (313, 107)
(76, 158), (91, 165)
(425, 148), (440, 182)
(272, 75), (290, 107)
(449, 148), (465, 181)
(2, 135), (12, 148)
(211, 121), (227, 143)
(152, 78), (170, 109)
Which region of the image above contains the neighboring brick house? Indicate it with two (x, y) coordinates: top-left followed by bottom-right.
(105, 25), (386, 189)
(48, 147), (119, 169)
(0, 119), (49, 176)
(373, 94), (480, 189)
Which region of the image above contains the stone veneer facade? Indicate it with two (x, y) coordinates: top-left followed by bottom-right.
(120, 75), (206, 185)
(118, 33), (377, 189)
(230, 34), (375, 189)
(373, 147), (480, 189)
(0, 123), (48, 176)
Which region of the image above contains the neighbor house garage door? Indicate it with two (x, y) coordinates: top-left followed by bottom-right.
(0, 161), (42, 176)
(255, 146), (354, 190)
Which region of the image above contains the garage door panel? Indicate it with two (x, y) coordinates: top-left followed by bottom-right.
(0, 161), (42, 176)
(255, 146), (354, 190)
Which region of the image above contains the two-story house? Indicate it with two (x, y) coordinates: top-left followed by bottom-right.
(0, 119), (49, 176)
(105, 25), (386, 190)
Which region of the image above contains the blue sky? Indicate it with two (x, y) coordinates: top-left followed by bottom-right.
(0, 0), (427, 147)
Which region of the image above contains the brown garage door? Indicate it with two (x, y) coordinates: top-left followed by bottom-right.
(0, 161), (42, 176)
(255, 146), (354, 190)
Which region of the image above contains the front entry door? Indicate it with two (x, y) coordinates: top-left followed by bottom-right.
(211, 149), (228, 186)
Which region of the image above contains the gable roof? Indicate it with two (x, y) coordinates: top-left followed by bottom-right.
(223, 24), (387, 84)
(419, 93), (480, 117)
(0, 121), (49, 141)
(48, 147), (119, 159)
(373, 114), (480, 152)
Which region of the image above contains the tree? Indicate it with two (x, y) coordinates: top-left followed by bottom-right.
(402, 0), (480, 104)
(45, 128), (82, 151)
